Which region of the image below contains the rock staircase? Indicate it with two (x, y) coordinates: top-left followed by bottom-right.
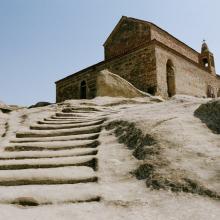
(0, 105), (106, 206)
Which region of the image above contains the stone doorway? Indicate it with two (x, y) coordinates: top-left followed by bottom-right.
(166, 60), (176, 97)
(80, 80), (87, 99)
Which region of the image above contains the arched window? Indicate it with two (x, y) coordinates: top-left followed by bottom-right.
(80, 80), (87, 99)
(166, 60), (176, 97)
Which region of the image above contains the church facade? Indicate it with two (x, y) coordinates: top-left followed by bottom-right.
(55, 16), (220, 102)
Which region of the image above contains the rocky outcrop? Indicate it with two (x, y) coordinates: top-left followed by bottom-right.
(28, 102), (52, 109)
(0, 101), (14, 113)
(194, 99), (220, 134)
(96, 69), (148, 98)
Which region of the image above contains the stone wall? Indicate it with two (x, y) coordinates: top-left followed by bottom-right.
(104, 18), (200, 64)
(56, 37), (220, 102)
(56, 69), (98, 102)
(106, 43), (157, 94)
(151, 26), (199, 63)
(155, 44), (220, 98)
(56, 16), (220, 102)
(104, 18), (151, 60)
(56, 43), (158, 102)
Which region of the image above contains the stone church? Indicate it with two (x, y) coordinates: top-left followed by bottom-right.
(55, 16), (220, 102)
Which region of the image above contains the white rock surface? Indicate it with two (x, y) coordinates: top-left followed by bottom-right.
(0, 155), (95, 167)
(96, 69), (148, 98)
(0, 183), (100, 205)
(0, 147), (97, 159)
(0, 166), (96, 183)
(0, 95), (219, 220)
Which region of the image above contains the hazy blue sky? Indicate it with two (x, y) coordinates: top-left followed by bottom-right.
(0, 0), (220, 105)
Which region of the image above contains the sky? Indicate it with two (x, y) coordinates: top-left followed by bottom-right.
(0, 0), (220, 106)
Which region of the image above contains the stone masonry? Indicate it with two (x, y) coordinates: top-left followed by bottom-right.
(55, 16), (220, 102)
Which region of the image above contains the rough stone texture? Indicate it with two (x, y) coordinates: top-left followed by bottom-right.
(55, 16), (220, 102)
(56, 43), (157, 102)
(106, 43), (157, 95)
(150, 25), (199, 63)
(96, 69), (146, 98)
(56, 70), (98, 102)
(155, 44), (220, 98)
(104, 17), (151, 60)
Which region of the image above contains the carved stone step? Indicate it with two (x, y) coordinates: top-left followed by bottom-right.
(0, 166), (97, 186)
(0, 156), (97, 171)
(43, 116), (106, 122)
(55, 113), (93, 117)
(0, 183), (100, 206)
(16, 125), (102, 138)
(5, 140), (99, 151)
(30, 120), (104, 130)
(11, 133), (99, 143)
(43, 118), (92, 122)
(51, 116), (89, 120)
(62, 106), (100, 112)
(38, 119), (97, 125)
(0, 148), (98, 160)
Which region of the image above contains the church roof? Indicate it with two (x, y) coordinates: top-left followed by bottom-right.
(103, 16), (199, 55)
